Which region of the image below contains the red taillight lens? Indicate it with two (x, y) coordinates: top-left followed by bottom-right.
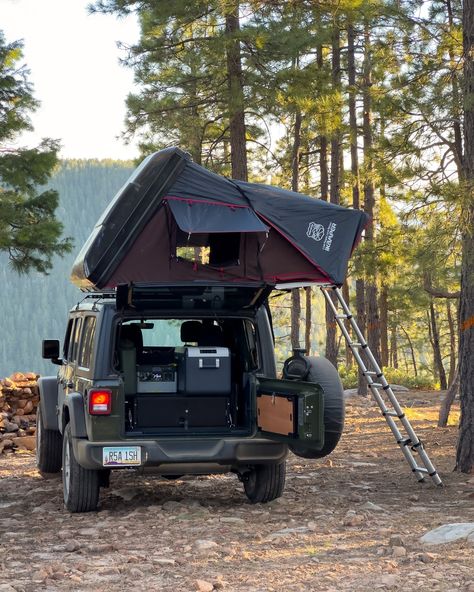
(88, 389), (112, 415)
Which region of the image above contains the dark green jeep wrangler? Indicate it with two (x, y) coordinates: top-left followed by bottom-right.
(37, 283), (344, 513)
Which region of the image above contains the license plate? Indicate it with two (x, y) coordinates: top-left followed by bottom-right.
(102, 446), (142, 467)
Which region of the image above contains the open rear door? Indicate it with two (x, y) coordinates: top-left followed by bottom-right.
(257, 377), (325, 456)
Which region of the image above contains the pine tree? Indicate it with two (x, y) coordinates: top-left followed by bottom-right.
(0, 32), (71, 272)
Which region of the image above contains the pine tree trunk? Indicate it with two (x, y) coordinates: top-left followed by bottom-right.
(225, 1), (248, 181)
(342, 280), (352, 368)
(390, 324), (399, 369)
(290, 108), (302, 351)
(456, 0), (474, 472)
(347, 22), (360, 211)
(429, 300), (448, 390)
(363, 24), (381, 365)
(439, 365), (459, 427)
(401, 325), (418, 377)
(356, 279), (368, 395)
(317, 44), (329, 202)
(305, 286), (312, 355)
(447, 299), (457, 386)
(323, 27), (341, 369)
(380, 284), (389, 367)
(291, 288), (301, 349)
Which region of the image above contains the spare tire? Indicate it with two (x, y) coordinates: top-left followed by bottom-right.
(284, 356), (345, 459)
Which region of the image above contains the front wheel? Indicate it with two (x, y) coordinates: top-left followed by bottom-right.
(36, 406), (62, 474)
(62, 423), (100, 513)
(243, 461), (286, 503)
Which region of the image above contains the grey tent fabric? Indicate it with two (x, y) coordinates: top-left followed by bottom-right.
(166, 198), (269, 234)
(71, 147), (368, 290)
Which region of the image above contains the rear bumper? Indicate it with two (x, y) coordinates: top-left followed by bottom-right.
(73, 436), (288, 471)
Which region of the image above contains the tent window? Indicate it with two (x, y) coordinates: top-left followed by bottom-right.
(175, 229), (240, 267)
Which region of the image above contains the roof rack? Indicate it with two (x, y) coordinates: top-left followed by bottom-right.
(74, 290), (116, 311)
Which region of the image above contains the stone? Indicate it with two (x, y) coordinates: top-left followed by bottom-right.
(420, 523), (474, 545)
(65, 540), (81, 552)
(361, 501), (385, 512)
(14, 435), (36, 451)
(391, 546), (407, 557)
(220, 517), (245, 524)
(389, 534), (405, 547)
(162, 500), (183, 511)
(3, 420), (19, 433)
(193, 540), (219, 554)
(195, 580), (214, 592)
(0, 584), (17, 592)
(417, 552), (436, 563)
(152, 558), (176, 566)
(380, 574), (398, 587)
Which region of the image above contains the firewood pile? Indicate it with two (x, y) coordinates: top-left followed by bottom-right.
(0, 372), (39, 454)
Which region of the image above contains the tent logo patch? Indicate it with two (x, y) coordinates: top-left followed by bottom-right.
(306, 222), (325, 241)
(322, 222), (337, 252)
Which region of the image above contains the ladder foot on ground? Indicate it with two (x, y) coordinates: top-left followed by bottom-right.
(320, 285), (443, 487)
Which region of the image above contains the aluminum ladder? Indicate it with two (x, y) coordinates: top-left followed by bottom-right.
(321, 285), (443, 486)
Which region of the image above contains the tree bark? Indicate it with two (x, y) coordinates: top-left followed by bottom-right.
(390, 324), (398, 369)
(317, 44), (329, 202)
(439, 365), (459, 427)
(400, 325), (418, 377)
(342, 280), (352, 368)
(379, 284), (389, 367)
(456, 0), (474, 472)
(305, 286), (312, 355)
(447, 299), (457, 386)
(225, 1), (248, 181)
(347, 22), (360, 211)
(362, 23), (381, 365)
(291, 288), (301, 350)
(429, 300), (448, 390)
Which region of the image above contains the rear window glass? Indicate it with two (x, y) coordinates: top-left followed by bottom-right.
(79, 317), (97, 369)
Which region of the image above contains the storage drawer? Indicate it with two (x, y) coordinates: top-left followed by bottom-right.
(135, 395), (230, 428)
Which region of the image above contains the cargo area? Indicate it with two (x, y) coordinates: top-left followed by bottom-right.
(116, 316), (259, 436)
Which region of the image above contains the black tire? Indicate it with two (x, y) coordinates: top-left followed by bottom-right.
(36, 405), (63, 474)
(62, 423), (100, 513)
(243, 461), (286, 503)
(290, 356), (345, 459)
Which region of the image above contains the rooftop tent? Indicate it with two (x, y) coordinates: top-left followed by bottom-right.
(70, 147), (368, 290)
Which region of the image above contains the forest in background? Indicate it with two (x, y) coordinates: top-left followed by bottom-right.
(89, 0), (463, 395)
(0, 160), (134, 377)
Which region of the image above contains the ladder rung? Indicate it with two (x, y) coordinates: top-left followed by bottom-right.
(363, 371), (378, 376)
(349, 342), (367, 349)
(335, 314), (352, 320)
(383, 411), (405, 419)
(412, 467), (429, 474)
(369, 383), (383, 389)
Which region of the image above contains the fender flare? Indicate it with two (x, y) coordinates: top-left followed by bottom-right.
(62, 392), (87, 438)
(37, 376), (59, 431)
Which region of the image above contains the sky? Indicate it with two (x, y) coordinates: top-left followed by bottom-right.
(2, 0), (141, 160)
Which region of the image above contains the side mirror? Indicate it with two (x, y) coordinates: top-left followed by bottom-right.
(42, 340), (62, 365)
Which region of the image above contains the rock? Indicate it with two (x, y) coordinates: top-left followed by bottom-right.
(380, 574), (398, 587)
(220, 517), (245, 524)
(391, 546), (407, 557)
(152, 558), (176, 566)
(389, 534), (405, 547)
(417, 552), (436, 563)
(361, 501), (385, 512)
(195, 580), (214, 592)
(420, 523), (474, 545)
(162, 500), (183, 511)
(343, 515), (365, 527)
(0, 584), (17, 592)
(193, 540), (219, 554)
(3, 420), (19, 433)
(65, 540), (81, 552)
(268, 526), (311, 538)
(23, 400), (34, 414)
(14, 435), (35, 451)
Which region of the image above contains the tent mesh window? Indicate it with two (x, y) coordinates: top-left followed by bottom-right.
(175, 230), (241, 268)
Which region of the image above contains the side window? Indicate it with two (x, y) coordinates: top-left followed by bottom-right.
(70, 318), (83, 363)
(78, 317), (97, 369)
(63, 319), (74, 361)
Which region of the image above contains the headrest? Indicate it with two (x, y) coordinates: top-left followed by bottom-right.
(180, 321), (202, 343)
(120, 324), (143, 350)
(199, 324), (224, 346)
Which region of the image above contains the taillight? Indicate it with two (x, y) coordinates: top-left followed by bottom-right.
(88, 389), (112, 415)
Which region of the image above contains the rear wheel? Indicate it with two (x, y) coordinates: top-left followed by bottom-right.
(62, 423), (100, 513)
(243, 461), (286, 503)
(36, 406), (62, 474)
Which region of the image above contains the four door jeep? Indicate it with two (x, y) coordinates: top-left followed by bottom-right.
(37, 283), (344, 512)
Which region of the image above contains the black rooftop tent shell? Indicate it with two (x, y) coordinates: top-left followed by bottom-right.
(70, 147), (368, 290)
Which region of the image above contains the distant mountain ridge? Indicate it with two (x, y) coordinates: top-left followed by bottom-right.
(0, 160), (135, 377)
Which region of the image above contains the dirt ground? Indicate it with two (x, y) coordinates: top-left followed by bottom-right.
(0, 391), (473, 592)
